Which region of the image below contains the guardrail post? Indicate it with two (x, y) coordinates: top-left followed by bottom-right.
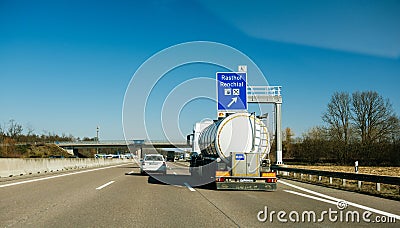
(300, 173), (303, 179)
(376, 183), (381, 192)
(318, 176), (322, 182)
(342, 179), (346, 187)
(309, 174), (312, 181)
(329, 177), (333, 184)
(357, 181), (362, 190)
(293, 173), (296, 178)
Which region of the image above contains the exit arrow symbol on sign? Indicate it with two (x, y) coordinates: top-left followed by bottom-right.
(227, 97), (238, 108)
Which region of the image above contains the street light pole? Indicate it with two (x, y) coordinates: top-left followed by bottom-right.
(96, 126), (99, 142)
(96, 126), (99, 154)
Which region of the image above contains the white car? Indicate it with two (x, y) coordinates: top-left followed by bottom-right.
(140, 154), (167, 175)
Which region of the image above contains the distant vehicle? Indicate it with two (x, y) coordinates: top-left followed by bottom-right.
(106, 154), (119, 159)
(189, 152), (199, 161)
(121, 153), (134, 159)
(185, 152), (191, 161)
(95, 153), (128, 159)
(140, 154), (167, 175)
(166, 151), (175, 162)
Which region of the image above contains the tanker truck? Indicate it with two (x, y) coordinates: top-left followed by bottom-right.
(188, 112), (277, 191)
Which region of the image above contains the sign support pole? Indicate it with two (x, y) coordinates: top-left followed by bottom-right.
(275, 103), (283, 165)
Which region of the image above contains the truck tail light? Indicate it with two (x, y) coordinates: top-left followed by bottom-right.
(266, 178), (276, 183)
(216, 177), (225, 182)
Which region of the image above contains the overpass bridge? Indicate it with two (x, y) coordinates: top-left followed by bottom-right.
(56, 140), (190, 149)
(56, 140), (190, 158)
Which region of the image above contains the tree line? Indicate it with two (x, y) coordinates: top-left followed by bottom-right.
(0, 120), (96, 157)
(0, 119), (77, 144)
(281, 91), (400, 166)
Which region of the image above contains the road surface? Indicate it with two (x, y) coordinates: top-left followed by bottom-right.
(0, 162), (398, 227)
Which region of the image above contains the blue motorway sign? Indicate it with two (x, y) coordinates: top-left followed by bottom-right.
(216, 72), (247, 111)
(235, 153), (245, 160)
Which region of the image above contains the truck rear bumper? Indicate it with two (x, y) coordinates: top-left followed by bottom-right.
(216, 182), (277, 191)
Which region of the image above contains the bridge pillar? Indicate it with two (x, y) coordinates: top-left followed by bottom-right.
(73, 148), (79, 157)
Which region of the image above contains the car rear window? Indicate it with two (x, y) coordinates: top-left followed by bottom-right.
(144, 156), (163, 161)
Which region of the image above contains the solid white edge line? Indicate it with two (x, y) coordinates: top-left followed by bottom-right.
(184, 182), (196, 192)
(0, 163), (127, 188)
(96, 181), (115, 190)
(284, 190), (342, 206)
(279, 180), (400, 220)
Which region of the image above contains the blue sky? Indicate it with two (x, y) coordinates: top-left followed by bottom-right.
(1, 0), (399, 140)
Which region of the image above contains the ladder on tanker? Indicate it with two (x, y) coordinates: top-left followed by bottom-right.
(253, 120), (269, 157)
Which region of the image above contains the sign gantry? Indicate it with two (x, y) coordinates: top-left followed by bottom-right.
(215, 66), (283, 165)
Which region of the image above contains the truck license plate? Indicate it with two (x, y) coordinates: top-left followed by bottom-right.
(239, 179), (253, 182)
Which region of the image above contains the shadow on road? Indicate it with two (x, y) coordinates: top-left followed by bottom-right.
(124, 168), (217, 190)
(118, 166), (140, 169)
(147, 174), (217, 190)
(124, 171), (143, 176)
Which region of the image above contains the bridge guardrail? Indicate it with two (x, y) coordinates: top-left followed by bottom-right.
(272, 166), (400, 193)
(247, 86), (281, 96)
(56, 140), (188, 145)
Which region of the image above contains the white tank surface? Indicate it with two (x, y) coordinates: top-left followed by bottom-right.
(192, 119), (214, 153)
(198, 112), (270, 164)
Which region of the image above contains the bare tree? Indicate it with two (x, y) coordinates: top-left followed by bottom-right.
(7, 119), (23, 140)
(302, 126), (328, 140)
(300, 126), (331, 163)
(283, 127), (294, 157)
(284, 128), (294, 144)
(26, 123), (35, 136)
(0, 122), (4, 143)
(322, 92), (351, 144)
(0, 122), (4, 134)
(352, 91), (398, 144)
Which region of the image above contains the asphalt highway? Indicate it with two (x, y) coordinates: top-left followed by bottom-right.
(0, 162), (398, 227)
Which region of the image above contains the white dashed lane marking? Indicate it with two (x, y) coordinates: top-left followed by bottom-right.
(96, 181), (115, 190)
(184, 182), (196, 192)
